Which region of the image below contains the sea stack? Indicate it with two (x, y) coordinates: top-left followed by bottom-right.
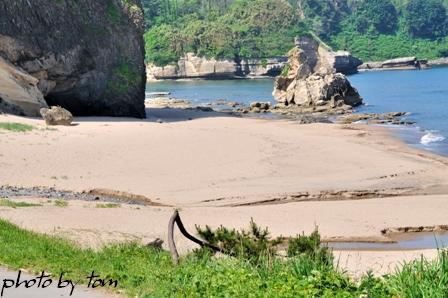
(0, 0), (146, 118)
(273, 36), (363, 111)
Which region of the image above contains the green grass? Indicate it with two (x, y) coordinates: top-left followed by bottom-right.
(54, 200), (69, 207)
(96, 203), (121, 208)
(0, 199), (42, 208)
(0, 122), (34, 132)
(0, 219), (447, 297)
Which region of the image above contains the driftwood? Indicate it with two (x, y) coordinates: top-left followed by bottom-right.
(167, 209), (224, 265)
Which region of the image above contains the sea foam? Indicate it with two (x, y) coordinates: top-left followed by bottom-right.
(420, 131), (446, 146)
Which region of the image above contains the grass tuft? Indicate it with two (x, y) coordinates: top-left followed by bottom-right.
(54, 200), (69, 207)
(0, 199), (42, 208)
(0, 122), (34, 132)
(96, 203), (121, 208)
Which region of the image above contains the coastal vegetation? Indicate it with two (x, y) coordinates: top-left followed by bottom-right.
(0, 199), (41, 208)
(142, 0), (448, 65)
(0, 122), (34, 132)
(0, 219), (448, 297)
(54, 200), (69, 207)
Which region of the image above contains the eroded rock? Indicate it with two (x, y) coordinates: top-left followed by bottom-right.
(40, 106), (73, 126)
(273, 36), (363, 111)
(0, 57), (48, 116)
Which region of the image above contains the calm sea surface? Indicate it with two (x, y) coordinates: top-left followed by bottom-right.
(147, 67), (448, 156)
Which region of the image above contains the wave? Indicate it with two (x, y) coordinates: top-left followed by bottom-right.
(420, 131), (446, 146)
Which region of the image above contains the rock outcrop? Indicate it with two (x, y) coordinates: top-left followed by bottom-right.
(0, 0), (146, 118)
(147, 54), (287, 80)
(0, 57), (48, 116)
(273, 36), (362, 110)
(359, 57), (428, 71)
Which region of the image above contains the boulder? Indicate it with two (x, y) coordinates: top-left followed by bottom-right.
(273, 36), (362, 110)
(40, 106), (73, 126)
(0, 57), (48, 116)
(0, 0), (146, 118)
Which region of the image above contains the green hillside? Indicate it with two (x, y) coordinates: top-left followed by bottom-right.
(142, 0), (448, 65)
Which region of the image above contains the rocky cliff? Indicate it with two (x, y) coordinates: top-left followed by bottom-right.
(0, 0), (146, 118)
(147, 50), (361, 81)
(147, 54), (287, 80)
(273, 36), (362, 110)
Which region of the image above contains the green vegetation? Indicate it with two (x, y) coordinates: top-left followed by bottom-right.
(0, 219), (448, 297)
(142, 0), (448, 64)
(106, 0), (121, 24)
(54, 200), (69, 207)
(0, 199), (42, 208)
(109, 63), (141, 92)
(0, 122), (34, 132)
(96, 203), (121, 208)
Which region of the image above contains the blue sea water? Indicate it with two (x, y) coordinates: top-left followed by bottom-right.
(147, 67), (448, 156)
(349, 67), (448, 156)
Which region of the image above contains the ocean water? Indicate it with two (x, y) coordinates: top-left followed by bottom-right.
(146, 79), (275, 106)
(147, 67), (448, 156)
(349, 67), (448, 156)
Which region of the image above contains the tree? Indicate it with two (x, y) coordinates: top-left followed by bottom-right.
(297, 0), (350, 36)
(405, 0), (447, 38)
(353, 0), (398, 34)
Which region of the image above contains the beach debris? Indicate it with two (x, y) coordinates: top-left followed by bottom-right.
(146, 238), (164, 250)
(40, 106), (73, 126)
(168, 210), (224, 265)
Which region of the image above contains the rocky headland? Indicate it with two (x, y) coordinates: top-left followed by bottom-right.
(0, 0), (146, 118)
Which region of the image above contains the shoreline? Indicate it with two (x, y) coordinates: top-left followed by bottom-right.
(1, 111), (448, 275)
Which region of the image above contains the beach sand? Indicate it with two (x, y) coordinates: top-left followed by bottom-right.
(1, 108), (448, 276)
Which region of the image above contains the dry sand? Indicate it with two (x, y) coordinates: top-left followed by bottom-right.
(1, 108), (448, 276)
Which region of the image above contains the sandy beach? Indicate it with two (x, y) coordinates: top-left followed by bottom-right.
(1, 108), (448, 276)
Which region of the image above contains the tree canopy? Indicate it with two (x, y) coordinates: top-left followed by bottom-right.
(143, 0), (448, 65)
(405, 0), (447, 38)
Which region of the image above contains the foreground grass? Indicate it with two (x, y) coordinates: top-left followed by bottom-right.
(0, 220), (447, 297)
(0, 122), (34, 132)
(0, 199), (42, 208)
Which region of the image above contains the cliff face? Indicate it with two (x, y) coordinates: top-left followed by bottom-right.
(147, 50), (361, 81)
(147, 54), (287, 80)
(0, 0), (146, 118)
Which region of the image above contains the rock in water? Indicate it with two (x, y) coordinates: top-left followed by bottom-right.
(40, 106), (73, 126)
(273, 36), (362, 111)
(0, 0), (146, 118)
